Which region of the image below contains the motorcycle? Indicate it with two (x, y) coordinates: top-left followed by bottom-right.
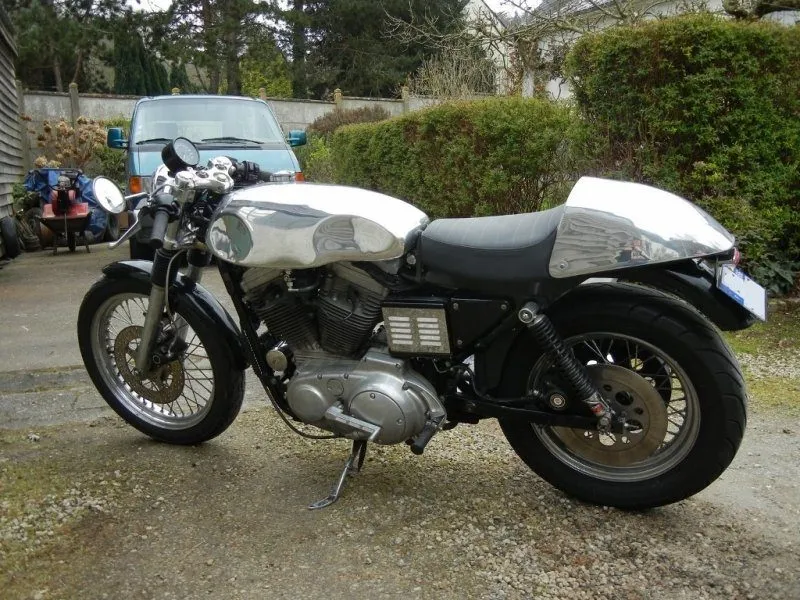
(79, 137), (765, 510)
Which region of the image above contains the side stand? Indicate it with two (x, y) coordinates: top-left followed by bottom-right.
(308, 440), (368, 510)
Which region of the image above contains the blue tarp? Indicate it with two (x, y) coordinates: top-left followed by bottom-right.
(23, 168), (108, 238)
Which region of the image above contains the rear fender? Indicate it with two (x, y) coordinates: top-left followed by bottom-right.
(102, 260), (248, 369)
(474, 270), (753, 392)
(617, 262), (756, 332)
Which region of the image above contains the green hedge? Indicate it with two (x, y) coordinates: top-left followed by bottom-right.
(566, 14), (800, 293)
(297, 106), (391, 183)
(331, 97), (582, 218)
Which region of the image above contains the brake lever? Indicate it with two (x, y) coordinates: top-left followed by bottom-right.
(109, 209), (143, 250)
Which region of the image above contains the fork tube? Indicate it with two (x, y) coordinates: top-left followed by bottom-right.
(135, 249), (175, 372)
(172, 250), (211, 347)
(135, 284), (166, 371)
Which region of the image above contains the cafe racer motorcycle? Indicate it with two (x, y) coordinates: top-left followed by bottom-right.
(78, 138), (763, 510)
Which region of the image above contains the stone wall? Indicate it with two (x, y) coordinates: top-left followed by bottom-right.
(17, 86), (431, 169)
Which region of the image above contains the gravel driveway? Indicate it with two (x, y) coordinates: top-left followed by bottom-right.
(1, 249), (799, 600)
(2, 403), (798, 600)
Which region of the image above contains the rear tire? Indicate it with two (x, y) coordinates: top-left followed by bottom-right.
(77, 276), (245, 444)
(497, 283), (747, 509)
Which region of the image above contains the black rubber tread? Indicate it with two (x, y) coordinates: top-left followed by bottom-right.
(15, 216), (41, 251)
(23, 207), (43, 245)
(104, 214), (120, 242)
(0, 216), (21, 259)
(497, 282), (747, 510)
(77, 276), (245, 444)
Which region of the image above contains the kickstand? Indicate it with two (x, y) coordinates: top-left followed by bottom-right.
(308, 440), (368, 510)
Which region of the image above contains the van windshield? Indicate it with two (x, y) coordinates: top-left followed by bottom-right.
(131, 98), (285, 145)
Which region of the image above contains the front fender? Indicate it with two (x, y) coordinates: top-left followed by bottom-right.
(102, 260), (248, 369)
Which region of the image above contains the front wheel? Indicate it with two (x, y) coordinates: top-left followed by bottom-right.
(77, 276), (245, 444)
(498, 283), (747, 509)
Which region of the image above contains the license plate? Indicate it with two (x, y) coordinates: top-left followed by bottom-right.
(717, 264), (767, 321)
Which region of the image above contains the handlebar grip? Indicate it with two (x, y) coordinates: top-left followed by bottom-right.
(148, 209), (170, 250)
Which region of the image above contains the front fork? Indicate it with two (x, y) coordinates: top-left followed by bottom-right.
(134, 239), (207, 373)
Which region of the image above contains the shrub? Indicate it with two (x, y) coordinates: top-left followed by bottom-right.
(25, 116), (130, 184)
(300, 135), (336, 183)
(298, 106), (392, 183)
(566, 14), (800, 293)
(307, 105), (390, 138)
(331, 96), (582, 218)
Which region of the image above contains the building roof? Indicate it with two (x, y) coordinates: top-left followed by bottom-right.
(533, 0), (616, 18)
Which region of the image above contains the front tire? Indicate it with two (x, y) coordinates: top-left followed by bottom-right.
(77, 276), (245, 444)
(498, 283), (747, 509)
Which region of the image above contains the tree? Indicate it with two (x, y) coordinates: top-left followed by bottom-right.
(167, 0), (275, 95)
(722, 0), (800, 18)
(239, 28), (293, 97)
(276, 0), (468, 99)
(9, 0), (127, 92)
(169, 61), (193, 93)
(111, 13), (170, 96)
(405, 40), (496, 99)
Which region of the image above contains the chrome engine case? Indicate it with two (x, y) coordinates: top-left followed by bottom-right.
(287, 349), (443, 445)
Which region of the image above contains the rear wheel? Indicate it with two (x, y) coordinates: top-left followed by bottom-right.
(77, 276), (244, 444)
(498, 283), (747, 509)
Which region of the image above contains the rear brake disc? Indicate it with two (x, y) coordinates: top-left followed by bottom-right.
(551, 364), (668, 467)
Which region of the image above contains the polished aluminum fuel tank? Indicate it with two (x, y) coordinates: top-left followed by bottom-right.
(206, 183), (429, 268)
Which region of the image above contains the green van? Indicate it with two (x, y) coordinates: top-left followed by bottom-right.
(107, 94), (306, 258)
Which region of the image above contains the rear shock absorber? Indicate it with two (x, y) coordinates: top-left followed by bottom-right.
(518, 302), (613, 432)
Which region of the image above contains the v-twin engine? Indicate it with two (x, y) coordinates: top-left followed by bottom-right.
(240, 262), (445, 445)
(287, 349), (443, 445)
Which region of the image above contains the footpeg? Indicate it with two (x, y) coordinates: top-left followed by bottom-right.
(408, 415), (445, 455)
(308, 440), (368, 510)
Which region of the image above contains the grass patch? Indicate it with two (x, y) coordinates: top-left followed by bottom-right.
(725, 301), (800, 356)
(746, 377), (800, 415)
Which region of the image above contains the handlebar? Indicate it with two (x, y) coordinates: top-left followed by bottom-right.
(148, 209), (170, 250)
(147, 193), (178, 249)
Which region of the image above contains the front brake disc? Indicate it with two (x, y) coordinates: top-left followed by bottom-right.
(551, 364), (668, 467)
(114, 325), (185, 405)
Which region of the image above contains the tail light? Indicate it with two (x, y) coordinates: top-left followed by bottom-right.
(294, 171), (305, 182)
(732, 248), (741, 265)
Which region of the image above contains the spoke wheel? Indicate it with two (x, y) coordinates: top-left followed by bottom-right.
(78, 275), (244, 444)
(91, 293), (215, 430)
(497, 283), (747, 509)
(530, 335), (698, 482)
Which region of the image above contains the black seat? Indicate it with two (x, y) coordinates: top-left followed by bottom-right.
(418, 205), (565, 284)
